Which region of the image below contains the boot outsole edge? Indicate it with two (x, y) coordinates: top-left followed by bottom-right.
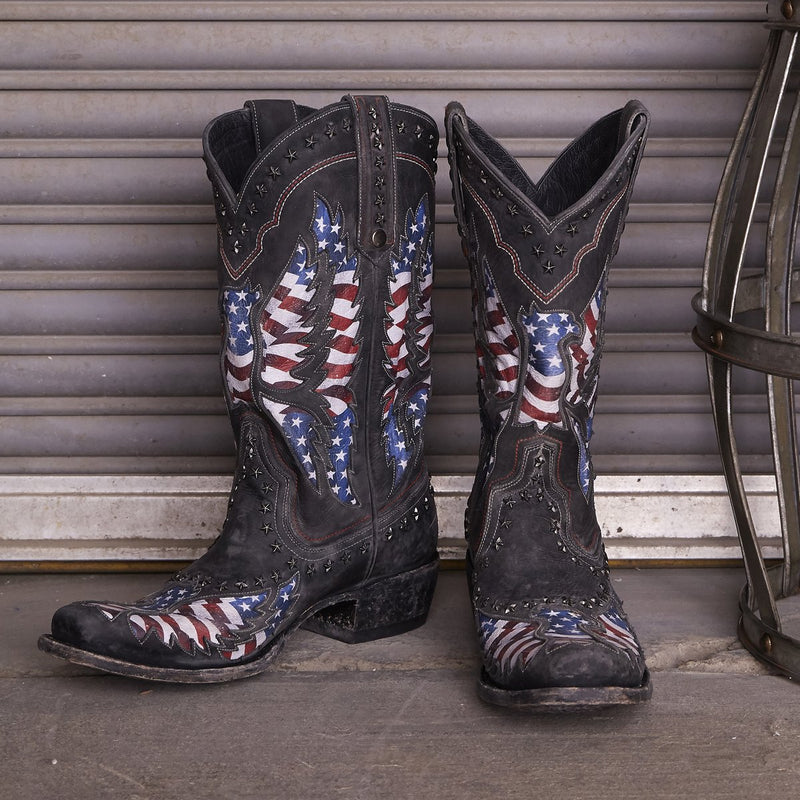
(477, 667), (653, 710)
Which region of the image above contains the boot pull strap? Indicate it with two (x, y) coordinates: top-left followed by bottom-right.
(244, 100), (300, 153)
(444, 102), (470, 246)
(619, 99), (650, 145)
(345, 95), (397, 251)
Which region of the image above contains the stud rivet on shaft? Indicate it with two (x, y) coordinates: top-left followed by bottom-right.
(371, 228), (387, 247)
(782, 0), (794, 19)
(711, 329), (724, 349)
(761, 633), (773, 654)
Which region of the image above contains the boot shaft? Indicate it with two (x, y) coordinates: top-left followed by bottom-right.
(202, 96), (438, 541)
(446, 102), (649, 589)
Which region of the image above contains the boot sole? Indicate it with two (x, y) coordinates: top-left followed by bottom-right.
(37, 558), (439, 684)
(477, 668), (652, 710)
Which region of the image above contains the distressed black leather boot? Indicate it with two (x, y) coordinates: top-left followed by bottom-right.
(38, 95), (439, 682)
(445, 100), (652, 708)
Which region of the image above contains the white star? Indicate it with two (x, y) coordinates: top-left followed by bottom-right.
(548, 356), (562, 369)
(296, 435), (306, 447)
(559, 313), (571, 322)
(318, 238), (329, 250)
(331, 435), (342, 446)
(302, 453), (313, 464)
(343, 418), (352, 428)
(533, 342), (546, 352)
(546, 324), (561, 337)
(228, 302), (239, 315)
(330, 222), (341, 235)
(291, 417), (302, 428)
(410, 222), (419, 234)
(333, 242), (345, 253)
(316, 216), (326, 231)
(408, 402), (418, 412)
(280, 591), (290, 602)
(537, 313), (550, 322)
(336, 450), (346, 462)
(236, 321), (248, 333)
(327, 470), (335, 480)
(407, 240), (417, 253)
(399, 458), (408, 469)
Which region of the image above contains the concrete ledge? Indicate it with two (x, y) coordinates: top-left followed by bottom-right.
(0, 474), (781, 563)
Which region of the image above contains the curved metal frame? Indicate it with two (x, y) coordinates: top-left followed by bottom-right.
(693, 2), (800, 678)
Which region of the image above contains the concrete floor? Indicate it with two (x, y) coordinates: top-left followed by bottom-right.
(2, 567), (799, 799)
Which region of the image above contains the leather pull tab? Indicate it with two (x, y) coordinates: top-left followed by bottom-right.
(244, 100), (300, 153)
(620, 99), (650, 143)
(346, 95), (396, 251)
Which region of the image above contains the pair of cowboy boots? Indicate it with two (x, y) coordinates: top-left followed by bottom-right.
(39, 94), (651, 708)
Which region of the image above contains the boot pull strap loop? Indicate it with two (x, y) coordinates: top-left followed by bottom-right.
(444, 101), (470, 247)
(244, 100), (300, 153)
(620, 99), (650, 144)
(345, 95), (396, 251)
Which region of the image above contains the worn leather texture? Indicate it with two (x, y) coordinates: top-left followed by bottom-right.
(446, 100), (651, 692)
(46, 96), (440, 676)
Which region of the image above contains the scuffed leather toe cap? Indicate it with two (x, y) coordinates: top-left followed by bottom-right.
(477, 610), (647, 691)
(51, 601), (124, 656)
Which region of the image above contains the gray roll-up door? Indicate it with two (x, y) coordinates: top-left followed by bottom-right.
(0, 1), (777, 563)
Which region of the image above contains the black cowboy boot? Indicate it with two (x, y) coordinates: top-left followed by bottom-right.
(38, 95), (439, 682)
(445, 100), (652, 708)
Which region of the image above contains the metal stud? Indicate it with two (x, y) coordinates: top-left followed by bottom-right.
(305, 135), (317, 149)
(269, 165), (281, 180)
(324, 560), (334, 573)
(271, 541), (282, 553)
(521, 224), (533, 237)
(542, 260), (555, 274)
(271, 571), (281, 583)
(554, 243), (566, 257)
(285, 148), (298, 162)
(324, 122), (336, 138)
(286, 557), (297, 569)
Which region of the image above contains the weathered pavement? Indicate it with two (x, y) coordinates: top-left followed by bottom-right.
(2, 568), (799, 799)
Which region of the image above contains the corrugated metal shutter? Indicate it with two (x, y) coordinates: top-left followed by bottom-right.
(0, 1), (776, 563)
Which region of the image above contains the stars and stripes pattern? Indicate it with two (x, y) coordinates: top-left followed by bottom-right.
(223, 282), (261, 404)
(260, 241), (317, 392)
(481, 260), (520, 409)
(313, 198), (362, 504)
(257, 197), (363, 501)
(258, 240), (321, 486)
(382, 198), (431, 487)
(517, 308), (579, 428)
(566, 284), (604, 496)
(478, 613), (546, 675)
(478, 604), (640, 675)
(414, 197), (434, 370)
(92, 575), (299, 662)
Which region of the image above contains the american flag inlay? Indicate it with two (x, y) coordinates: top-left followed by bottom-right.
(566, 283), (604, 496)
(258, 197), (362, 501)
(92, 574), (299, 662)
(481, 260), (520, 414)
(478, 604), (639, 676)
(313, 198), (362, 504)
(382, 197), (432, 487)
(518, 307), (579, 428)
(223, 282), (261, 404)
